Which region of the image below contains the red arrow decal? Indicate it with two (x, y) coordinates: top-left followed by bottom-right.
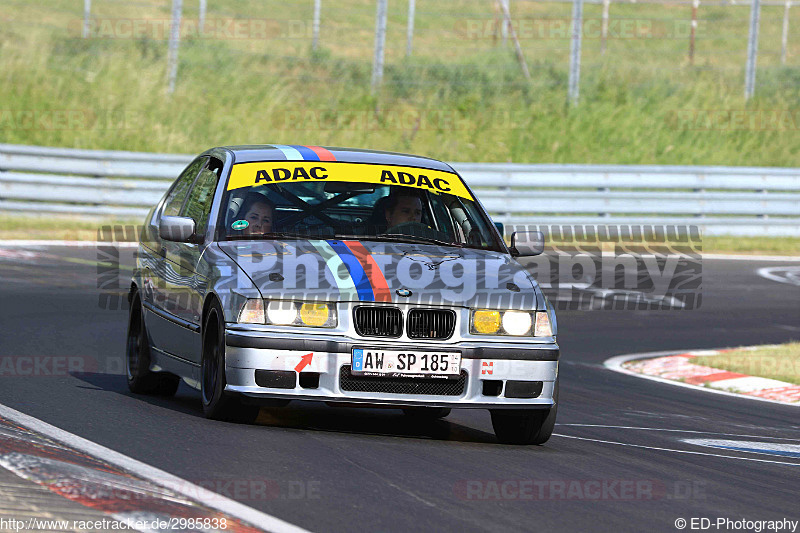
(295, 353), (313, 372)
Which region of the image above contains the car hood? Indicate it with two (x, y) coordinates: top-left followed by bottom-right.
(216, 239), (541, 310)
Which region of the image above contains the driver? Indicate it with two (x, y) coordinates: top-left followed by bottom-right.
(384, 190), (423, 229)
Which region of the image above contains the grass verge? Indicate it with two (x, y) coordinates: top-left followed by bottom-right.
(0, 214), (140, 241)
(691, 343), (800, 385)
(703, 236), (800, 256)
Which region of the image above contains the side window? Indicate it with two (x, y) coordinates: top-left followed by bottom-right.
(428, 192), (457, 239)
(460, 199), (494, 248)
(182, 158), (223, 234)
(163, 157), (207, 217)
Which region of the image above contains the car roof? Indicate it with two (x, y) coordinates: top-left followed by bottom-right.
(214, 145), (456, 173)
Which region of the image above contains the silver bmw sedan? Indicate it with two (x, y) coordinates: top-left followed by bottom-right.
(127, 145), (559, 444)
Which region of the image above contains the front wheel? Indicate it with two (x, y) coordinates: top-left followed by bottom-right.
(200, 302), (260, 424)
(490, 379), (559, 445)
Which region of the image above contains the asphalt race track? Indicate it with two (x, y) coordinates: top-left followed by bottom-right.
(0, 244), (798, 533)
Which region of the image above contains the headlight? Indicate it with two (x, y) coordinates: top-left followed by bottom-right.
(470, 309), (552, 337)
(502, 311), (532, 336)
(266, 300), (298, 325)
(265, 300), (337, 328)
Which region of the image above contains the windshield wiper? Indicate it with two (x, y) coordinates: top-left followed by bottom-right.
(333, 233), (464, 248)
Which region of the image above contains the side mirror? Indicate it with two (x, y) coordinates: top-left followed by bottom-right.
(159, 216), (198, 243)
(510, 230), (545, 257)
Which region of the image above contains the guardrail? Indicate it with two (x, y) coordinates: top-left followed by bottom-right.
(1, 143), (798, 236)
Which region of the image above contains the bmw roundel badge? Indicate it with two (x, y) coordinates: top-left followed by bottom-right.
(396, 288), (412, 297)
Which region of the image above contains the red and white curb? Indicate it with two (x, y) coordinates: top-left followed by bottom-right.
(0, 403), (309, 533)
(604, 348), (800, 407)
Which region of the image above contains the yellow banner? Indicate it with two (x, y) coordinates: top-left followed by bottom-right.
(227, 161), (473, 200)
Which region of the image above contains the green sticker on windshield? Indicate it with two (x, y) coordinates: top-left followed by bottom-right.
(231, 220), (249, 231)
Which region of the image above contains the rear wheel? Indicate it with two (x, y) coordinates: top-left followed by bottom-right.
(126, 291), (180, 396)
(201, 302), (260, 424)
(490, 378), (559, 445)
(402, 407), (451, 420)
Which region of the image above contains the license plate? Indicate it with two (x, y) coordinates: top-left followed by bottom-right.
(351, 348), (461, 378)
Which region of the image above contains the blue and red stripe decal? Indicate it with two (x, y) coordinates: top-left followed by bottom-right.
(342, 240), (392, 302)
(326, 240), (375, 302)
(310, 240), (392, 302)
(274, 145), (336, 162)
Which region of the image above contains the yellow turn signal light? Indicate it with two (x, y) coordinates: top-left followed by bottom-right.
(300, 303), (330, 327)
(472, 310), (501, 334)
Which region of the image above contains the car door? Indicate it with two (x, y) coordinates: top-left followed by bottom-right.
(164, 157), (224, 364)
(144, 156), (207, 358)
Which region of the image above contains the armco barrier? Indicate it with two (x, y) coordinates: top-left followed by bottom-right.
(1, 143), (798, 236)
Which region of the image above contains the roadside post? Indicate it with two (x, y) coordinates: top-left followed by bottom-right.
(83, 0), (91, 38)
(313, 0), (321, 50)
(406, 0), (415, 57)
(781, 0), (791, 64)
(371, 0), (389, 91)
(690, 0), (699, 64)
(601, 0), (610, 55)
(167, 0), (183, 94)
(744, 0), (761, 100)
(199, 0), (206, 34)
(568, 0), (585, 105)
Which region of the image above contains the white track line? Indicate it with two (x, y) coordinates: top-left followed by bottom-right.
(556, 424), (800, 442)
(702, 254), (800, 261)
(603, 350), (800, 408)
(552, 434), (800, 467)
(681, 438), (800, 459)
(757, 266), (800, 286)
(0, 403), (310, 533)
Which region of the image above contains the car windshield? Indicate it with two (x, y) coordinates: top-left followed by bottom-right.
(218, 161), (503, 251)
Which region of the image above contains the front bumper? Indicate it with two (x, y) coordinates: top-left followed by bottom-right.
(224, 329), (559, 409)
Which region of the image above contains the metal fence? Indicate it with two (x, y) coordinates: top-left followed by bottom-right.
(7, 0), (797, 102)
(1, 143), (798, 236)
(64, 0), (796, 102)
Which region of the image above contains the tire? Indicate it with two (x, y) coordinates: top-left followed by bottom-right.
(200, 301), (260, 424)
(490, 378), (559, 445)
(402, 407), (451, 420)
(126, 291), (180, 396)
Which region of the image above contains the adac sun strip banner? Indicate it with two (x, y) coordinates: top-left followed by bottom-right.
(227, 161), (474, 201)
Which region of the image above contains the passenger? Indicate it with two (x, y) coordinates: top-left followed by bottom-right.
(237, 192), (274, 236)
(384, 190), (423, 230)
